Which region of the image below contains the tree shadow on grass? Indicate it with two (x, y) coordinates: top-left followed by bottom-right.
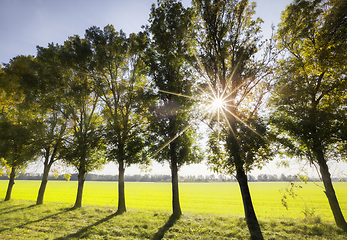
(152, 215), (180, 240)
(0, 206), (73, 233)
(54, 211), (122, 240)
(0, 203), (35, 216)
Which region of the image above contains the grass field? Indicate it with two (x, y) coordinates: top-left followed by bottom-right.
(0, 180), (347, 239)
(0, 180), (346, 222)
(1, 200), (347, 239)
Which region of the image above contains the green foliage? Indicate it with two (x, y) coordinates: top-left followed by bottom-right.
(85, 25), (151, 167)
(0, 115), (42, 169)
(63, 173), (71, 181)
(0, 56), (45, 172)
(208, 118), (274, 175)
(193, 0), (276, 174)
(34, 44), (70, 185)
(147, 0), (202, 167)
(59, 35), (106, 175)
(270, 0), (347, 163)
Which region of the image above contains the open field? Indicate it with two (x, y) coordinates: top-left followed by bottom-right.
(0, 180), (346, 222)
(0, 181), (347, 239)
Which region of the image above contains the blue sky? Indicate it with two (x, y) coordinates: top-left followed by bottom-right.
(1, 0), (190, 64)
(1, 0), (287, 64)
(2, 0), (346, 178)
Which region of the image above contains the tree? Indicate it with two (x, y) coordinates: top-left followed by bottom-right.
(34, 43), (69, 205)
(0, 56), (43, 201)
(148, 0), (202, 219)
(193, 0), (275, 238)
(270, 0), (347, 230)
(85, 25), (150, 214)
(60, 35), (106, 209)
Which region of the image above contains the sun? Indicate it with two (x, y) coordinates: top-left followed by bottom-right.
(212, 97), (225, 110)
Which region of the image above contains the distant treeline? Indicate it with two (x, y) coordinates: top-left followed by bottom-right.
(0, 173), (344, 182)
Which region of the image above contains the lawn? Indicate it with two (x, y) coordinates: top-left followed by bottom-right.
(1, 200), (347, 239)
(0, 180), (346, 222)
(1, 180), (347, 239)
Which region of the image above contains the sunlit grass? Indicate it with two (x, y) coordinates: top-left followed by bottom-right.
(1, 180), (346, 223)
(1, 199), (347, 240)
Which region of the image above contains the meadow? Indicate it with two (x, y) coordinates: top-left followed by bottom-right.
(0, 180), (347, 239)
(1, 180), (346, 221)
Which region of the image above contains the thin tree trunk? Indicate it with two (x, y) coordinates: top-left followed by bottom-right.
(316, 149), (347, 230)
(170, 142), (182, 219)
(236, 167), (264, 240)
(228, 118), (263, 239)
(117, 160), (126, 214)
(73, 169), (86, 209)
(4, 167), (16, 201)
(36, 161), (53, 205)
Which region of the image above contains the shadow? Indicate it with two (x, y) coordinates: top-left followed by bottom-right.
(0, 204), (36, 216)
(0, 207), (73, 233)
(152, 215), (180, 240)
(54, 211), (122, 240)
(0, 202), (25, 212)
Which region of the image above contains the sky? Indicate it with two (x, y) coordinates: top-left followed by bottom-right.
(1, 0), (346, 178)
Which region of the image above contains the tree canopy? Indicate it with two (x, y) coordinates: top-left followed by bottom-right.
(147, 0), (202, 218)
(271, 0), (347, 230)
(85, 24), (151, 213)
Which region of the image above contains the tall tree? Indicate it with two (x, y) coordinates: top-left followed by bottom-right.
(193, 0), (275, 239)
(34, 43), (69, 205)
(270, 0), (347, 230)
(148, 0), (202, 219)
(0, 56), (43, 201)
(60, 36), (106, 209)
(85, 25), (150, 214)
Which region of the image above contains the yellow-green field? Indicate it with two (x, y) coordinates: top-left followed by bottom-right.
(1, 180), (346, 223)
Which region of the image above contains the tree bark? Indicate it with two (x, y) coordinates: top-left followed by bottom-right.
(315, 149), (347, 230)
(236, 167), (264, 240)
(73, 169), (86, 209)
(117, 160), (126, 214)
(170, 141), (182, 219)
(36, 161), (53, 205)
(4, 167), (16, 201)
(228, 118), (263, 239)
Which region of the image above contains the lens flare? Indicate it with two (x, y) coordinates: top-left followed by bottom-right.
(212, 97), (225, 110)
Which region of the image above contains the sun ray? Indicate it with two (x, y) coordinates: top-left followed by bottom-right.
(150, 106), (213, 159)
(195, 55), (219, 100)
(221, 105), (265, 140)
(79, 52), (268, 160)
(220, 106), (236, 137)
(155, 89), (197, 100)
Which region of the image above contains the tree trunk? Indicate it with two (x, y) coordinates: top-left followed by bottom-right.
(236, 167), (264, 240)
(36, 162), (53, 205)
(316, 149), (347, 230)
(73, 169), (86, 209)
(117, 160), (126, 214)
(4, 167), (16, 201)
(170, 142), (182, 219)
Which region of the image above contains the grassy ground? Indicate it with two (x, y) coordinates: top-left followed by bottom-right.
(0, 200), (347, 239)
(1, 180), (346, 222)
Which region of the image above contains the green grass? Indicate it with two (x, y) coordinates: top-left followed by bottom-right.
(1, 180), (346, 222)
(1, 180), (347, 239)
(0, 200), (347, 239)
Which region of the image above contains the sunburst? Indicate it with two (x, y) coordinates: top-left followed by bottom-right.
(82, 55), (263, 159)
(211, 97), (225, 111)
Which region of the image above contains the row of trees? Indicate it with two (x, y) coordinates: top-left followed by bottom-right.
(4, 172), (320, 182)
(0, 0), (346, 238)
